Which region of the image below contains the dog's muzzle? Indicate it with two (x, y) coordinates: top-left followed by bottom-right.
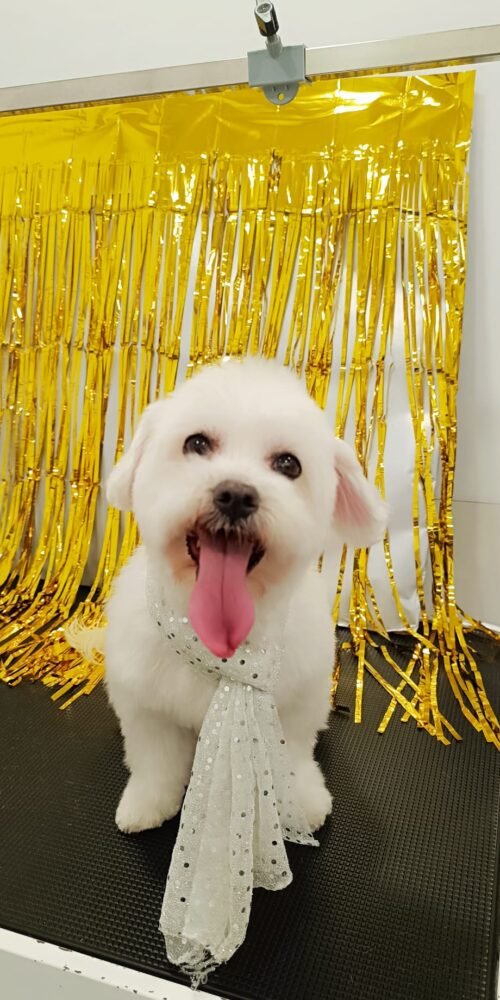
(186, 481), (265, 577)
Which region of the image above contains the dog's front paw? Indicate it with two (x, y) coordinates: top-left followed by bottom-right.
(297, 777), (332, 832)
(116, 778), (183, 834)
(305, 785), (332, 832)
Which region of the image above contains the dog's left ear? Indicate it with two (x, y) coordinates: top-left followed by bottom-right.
(107, 400), (165, 511)
(332, 437), (387, 547)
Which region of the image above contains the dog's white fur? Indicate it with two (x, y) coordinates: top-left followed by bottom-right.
(105, 360), (386, 834)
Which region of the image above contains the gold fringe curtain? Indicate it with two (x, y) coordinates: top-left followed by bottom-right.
(1, 73), (497, 744)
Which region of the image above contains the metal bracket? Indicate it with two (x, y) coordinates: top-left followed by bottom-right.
(247, 44), (307, 105)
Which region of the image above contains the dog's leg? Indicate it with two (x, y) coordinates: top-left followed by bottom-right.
(115, 706), (195, 834)
(286, 743), (332, 832)
(280, 703), (332, 832)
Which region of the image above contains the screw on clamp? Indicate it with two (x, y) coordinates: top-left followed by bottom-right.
(255, 2), (283, 57)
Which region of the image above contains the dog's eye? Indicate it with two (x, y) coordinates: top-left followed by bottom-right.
(271, 453), (302, 480)
(183, 433), (214, 457)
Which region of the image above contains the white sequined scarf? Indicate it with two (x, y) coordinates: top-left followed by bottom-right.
(146, 572), (318, 987)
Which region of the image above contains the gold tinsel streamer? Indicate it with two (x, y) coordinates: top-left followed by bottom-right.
(0, 73), (498, 742)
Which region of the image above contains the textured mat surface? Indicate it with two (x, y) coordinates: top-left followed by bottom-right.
(0, 631), (499, 1000)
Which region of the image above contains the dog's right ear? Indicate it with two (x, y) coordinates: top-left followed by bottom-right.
(107, 400), (164, 511)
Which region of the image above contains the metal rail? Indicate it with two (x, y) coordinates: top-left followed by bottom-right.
(0, 24), (499, 113)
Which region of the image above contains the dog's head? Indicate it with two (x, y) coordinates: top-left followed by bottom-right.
(108, 360), (386, 657)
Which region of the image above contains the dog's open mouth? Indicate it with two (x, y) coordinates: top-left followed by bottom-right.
(185, 528), (265, 660)
(186, 529), (265, 575)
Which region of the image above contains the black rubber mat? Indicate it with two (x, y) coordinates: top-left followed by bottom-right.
(0, 630), (499, 1000)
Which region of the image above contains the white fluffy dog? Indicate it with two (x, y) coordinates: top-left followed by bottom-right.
(105, 359), (386, 835)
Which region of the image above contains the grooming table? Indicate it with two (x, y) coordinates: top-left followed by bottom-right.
(0, 632), (499, 1000)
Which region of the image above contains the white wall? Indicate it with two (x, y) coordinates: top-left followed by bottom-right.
(1, 0), (499, 624)
(455, 64), (500, 626)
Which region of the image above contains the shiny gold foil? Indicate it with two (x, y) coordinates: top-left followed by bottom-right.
(1, 74), (497, 743)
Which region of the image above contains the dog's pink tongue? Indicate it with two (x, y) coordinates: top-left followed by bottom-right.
(189, 536), (254, 659)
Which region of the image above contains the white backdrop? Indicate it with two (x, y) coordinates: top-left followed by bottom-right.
(1, 0), (499, 625)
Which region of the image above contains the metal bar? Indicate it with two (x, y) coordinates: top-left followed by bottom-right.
(0, 24), (499, 114)
(307, 23), (500, 77)
(0, 57), (249, 114)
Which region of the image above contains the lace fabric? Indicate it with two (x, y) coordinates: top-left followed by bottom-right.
(146, 572), (318, 986)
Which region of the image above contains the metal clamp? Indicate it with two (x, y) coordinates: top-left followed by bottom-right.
(248, 2), (307, 106)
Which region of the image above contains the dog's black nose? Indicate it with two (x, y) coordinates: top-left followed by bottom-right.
(214, 481), (259, 523)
